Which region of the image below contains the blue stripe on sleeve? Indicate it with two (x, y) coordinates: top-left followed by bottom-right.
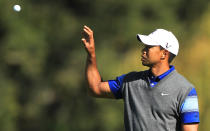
(180, 88), (200, 123)
(181, 112), (200, 123)
(187, 88), (197, 96)
(108, 74), (126, 99)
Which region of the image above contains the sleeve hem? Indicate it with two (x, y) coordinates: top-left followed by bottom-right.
(108, 80), (121, 99)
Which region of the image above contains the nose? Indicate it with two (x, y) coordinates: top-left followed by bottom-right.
(141, 50), (145, 59)
(141, 47), (147, 54)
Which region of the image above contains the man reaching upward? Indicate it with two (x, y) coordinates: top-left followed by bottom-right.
(82, 25), (199, 131)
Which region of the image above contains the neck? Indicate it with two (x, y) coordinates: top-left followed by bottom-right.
(150, 63), (170, 76)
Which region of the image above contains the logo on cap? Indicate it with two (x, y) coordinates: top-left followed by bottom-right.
(166, 43), (172, 49)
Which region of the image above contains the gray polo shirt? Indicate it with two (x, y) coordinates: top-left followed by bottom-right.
(108, 69), (199, 131)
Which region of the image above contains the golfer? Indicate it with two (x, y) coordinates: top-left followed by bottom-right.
(82, 25), (200, 131)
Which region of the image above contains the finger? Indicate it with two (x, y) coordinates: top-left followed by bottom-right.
(84, 25), (93, 32)
(83, 28), (92, 36)
(81, 38), (87, 44)
(83, 28), (89, 33)
(82, 38), (89, 48)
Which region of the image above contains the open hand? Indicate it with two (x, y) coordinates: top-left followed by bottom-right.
(82, 25), (95, 57)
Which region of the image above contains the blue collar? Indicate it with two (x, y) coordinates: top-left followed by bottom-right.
(149, 65), (175, 82)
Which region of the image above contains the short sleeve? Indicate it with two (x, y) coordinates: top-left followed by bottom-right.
(108, 74), (126, 99)
(180, 88), (200, 123)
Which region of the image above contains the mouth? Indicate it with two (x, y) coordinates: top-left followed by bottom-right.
(141, 57), (146, 61)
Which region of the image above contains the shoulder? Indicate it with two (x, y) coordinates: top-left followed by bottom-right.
(171, 70), (194, 89)
(169, 70), (195, 105)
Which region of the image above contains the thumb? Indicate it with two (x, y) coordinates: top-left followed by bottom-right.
(81, 38), (87, 45)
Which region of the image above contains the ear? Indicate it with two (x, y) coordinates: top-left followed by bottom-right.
(161, 50), (169, 59)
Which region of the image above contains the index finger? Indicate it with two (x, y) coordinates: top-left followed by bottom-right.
(84, 25), (93, 32)
(83, 28), (92, 36)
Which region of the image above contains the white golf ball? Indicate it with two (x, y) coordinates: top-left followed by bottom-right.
(13, 5), (21, 12)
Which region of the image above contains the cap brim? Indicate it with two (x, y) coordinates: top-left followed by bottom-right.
(137, 34), (159, 46)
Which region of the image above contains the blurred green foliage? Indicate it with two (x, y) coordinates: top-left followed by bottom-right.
(0, 0), (210, 131)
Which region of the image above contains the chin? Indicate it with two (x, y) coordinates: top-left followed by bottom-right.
(142, 62), (148, 66)
(142, 62), (151, 67)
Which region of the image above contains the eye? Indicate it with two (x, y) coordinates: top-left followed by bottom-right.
(145, 45), (153, 50)
(142, 45), (154, 52)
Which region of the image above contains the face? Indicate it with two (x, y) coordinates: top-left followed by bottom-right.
(141, 45), (163, 67)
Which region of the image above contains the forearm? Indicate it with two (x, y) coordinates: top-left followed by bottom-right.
(82, 25), (113, 98)
(85, 55), (102, 96)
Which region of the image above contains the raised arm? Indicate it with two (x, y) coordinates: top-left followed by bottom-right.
(81, 25), (115, 98)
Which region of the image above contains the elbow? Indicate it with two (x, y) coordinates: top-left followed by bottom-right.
(87, 89), (97, 97)
(87, 87), (101, 98)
